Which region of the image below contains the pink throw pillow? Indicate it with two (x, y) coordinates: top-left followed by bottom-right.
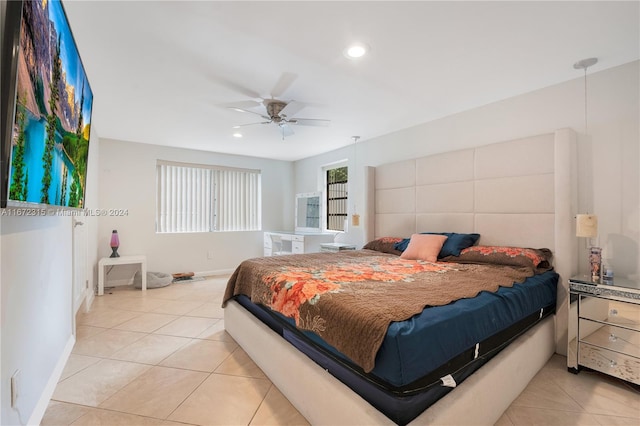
(400, 234), (448, 262)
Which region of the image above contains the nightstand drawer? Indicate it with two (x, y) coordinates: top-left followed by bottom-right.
(579, 322), (640, 355)
(578, 297), (640, 332)
(579, 342), (640, 385)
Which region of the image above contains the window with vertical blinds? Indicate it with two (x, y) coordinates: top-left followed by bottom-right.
(156, 161), (261, 233)
(326, 165), (348, 231)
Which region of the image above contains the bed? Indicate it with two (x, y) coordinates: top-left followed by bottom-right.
(223, 129), (579, 425)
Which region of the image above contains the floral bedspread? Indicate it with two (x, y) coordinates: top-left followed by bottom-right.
(223, 250), (539, 373)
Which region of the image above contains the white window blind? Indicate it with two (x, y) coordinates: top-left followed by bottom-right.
(156, 162), (261, 233)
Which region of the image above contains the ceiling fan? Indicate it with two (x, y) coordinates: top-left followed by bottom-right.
(230, 99), (330, 139)
(224, 72), (330, 139)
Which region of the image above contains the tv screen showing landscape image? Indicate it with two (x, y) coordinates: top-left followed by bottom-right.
(6, 0), (93, 209)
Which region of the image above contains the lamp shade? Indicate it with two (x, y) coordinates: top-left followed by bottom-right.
(576, 214), (598, 238)
(110, 230), (120, 248)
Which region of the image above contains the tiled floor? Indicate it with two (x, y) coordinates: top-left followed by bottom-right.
(43, 276), (640, 426)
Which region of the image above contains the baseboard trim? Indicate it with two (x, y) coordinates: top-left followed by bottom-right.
(195, 269), (235, 277)
(27, 334), (75, 425)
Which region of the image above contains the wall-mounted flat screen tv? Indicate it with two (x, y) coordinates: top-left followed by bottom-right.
(1, 0), (93, 209)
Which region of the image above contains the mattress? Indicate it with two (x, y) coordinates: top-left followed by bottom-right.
(232, 270), (558, 424)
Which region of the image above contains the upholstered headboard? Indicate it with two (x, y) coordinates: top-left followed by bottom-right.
(373, 129), (578, 354)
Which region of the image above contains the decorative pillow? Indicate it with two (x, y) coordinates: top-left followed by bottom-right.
(400, 234), (449, 262)
(442, 246), (553, 270)
(394, 232), (480, 258)
(362, 237), (403, 255)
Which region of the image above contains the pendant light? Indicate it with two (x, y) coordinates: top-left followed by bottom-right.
(573, 57), (601, 281)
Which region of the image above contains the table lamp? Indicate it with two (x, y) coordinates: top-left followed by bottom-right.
(576, 214), (600, 282)
(110, 230), (120, 258)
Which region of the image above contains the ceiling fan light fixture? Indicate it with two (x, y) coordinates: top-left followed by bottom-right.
(344, 42), (369, 59)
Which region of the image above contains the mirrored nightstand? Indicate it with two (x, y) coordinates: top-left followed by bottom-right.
(567, 275), (640, 385)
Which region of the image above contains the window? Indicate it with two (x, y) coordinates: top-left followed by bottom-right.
(156, 161), (261, 233)
(326, 165), (348, 231)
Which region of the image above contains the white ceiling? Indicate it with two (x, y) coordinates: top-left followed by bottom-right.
(63, 0), (639, 161)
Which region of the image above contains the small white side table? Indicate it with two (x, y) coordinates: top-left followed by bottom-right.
(98, 255), (147, 296)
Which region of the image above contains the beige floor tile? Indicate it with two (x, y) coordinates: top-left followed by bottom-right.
(153, 316), (218, 338)
(52, 359), (150, 406)
(114, 312), (180, 333)
(108, 297), (171, 313)
(176, 287), (222, 302)
(151, 300), (206, 315)
(542, 353), (570, 372)
(506, 406), (601, 426)
(71, 408), (191, 425)
(511, 370), (584, 412)
(59, 354), (102, 382)
(592, 414), (640, 425)
(168, 374), (271, 425)
(145, 286), (199, 301)
(110, 334), (191, 365)
(160, 339), (237, 372)
(99, 366), (208, 419)
(72, 329), (147, 357)
(494, 412), (515, 426)
(184, 302), (225, 319)
(41, 401), (92, 425)
(215, 347), (267, 379)
(197, 320), (235, 342)
(75, 325), (107, 340)
(550, 369), (640, 418)
(250, 385), (309, 425)
(77, 307), (141, 328)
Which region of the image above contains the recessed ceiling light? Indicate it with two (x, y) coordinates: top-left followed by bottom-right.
(233, 133), (243, 138)
(344, 42), (369, 59)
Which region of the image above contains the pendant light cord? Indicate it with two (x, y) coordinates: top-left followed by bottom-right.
(583, 67), (588, 135)
(574, 57), (597, 136)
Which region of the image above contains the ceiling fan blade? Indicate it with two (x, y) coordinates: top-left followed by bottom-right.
(210, 76), (263, 100)
(222, 100), (262, 110)
(227, 106), (270, 120)
(279, 100), (305, 119)
(289, 118), (331, 127)
(232, 121), (271, 128)
(270, 72), (298, 98)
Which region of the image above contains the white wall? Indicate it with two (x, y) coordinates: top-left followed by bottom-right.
(0, 129), (100, 426)
(98, 139), (294, 282)
(1, 216), (74, 425)
(295, 61), (640, 279)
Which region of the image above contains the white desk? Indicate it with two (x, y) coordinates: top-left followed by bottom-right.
(264, 232), (335, 256)
(98, 255), (147, 296)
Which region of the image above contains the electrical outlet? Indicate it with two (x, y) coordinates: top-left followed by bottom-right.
(10, 370), (20, 408)
(207, 251), (214, 260)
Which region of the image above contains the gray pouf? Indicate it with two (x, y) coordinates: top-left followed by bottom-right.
(133, 271), (173, 289)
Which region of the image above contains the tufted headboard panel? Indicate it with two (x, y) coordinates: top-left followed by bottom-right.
(373, 129), (578, 353)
